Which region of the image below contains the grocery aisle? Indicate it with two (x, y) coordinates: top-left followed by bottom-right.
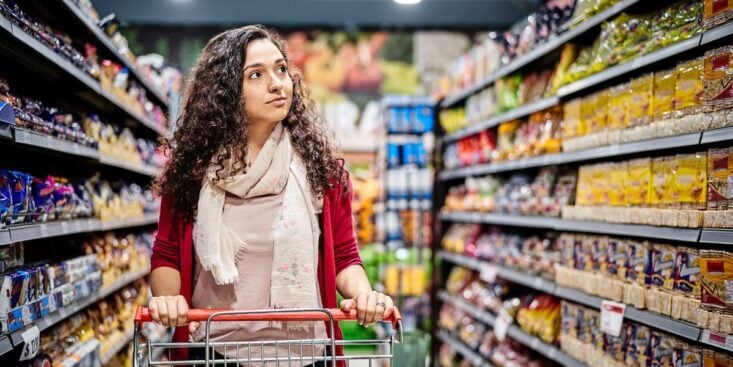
(434, 0), (733, 366)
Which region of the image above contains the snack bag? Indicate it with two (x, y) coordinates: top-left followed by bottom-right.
(675, 58), (704, 116)
(675, 247), (701, 298)
(700, 249), (733, 311)
(653, 68), (677, 120)
(650, 331), (677, 367)
(562, 98), (583, 139)
(608, 161), (628, 207)
(607, 237), (628, 279)
(707, 147), (730, 210)
(672, 153), (708, 209)
(627, 158), (653, 207)
(31, 176), (55, 223)
(0, 171), (11, 226)
(625, 323), (652, 367)
(626, 240), (651, 286)
(651, 157), (674, 208)
(628, 74), (654, 127)
(651, 243), (677, 291)
(607, 83), (630, 130)
(672, 343), (702, 367)
(590, 89), (608, 133)
(703, 46), (733, 110)
(6, 171), (33, 225)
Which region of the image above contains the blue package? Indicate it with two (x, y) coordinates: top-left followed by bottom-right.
(397, 107), (411, 133)
(387, 143), (400, 168)
(388, 107), (400, 133)
(414, 142), (426, 167)
(35, 297), (49, 318)
(401, 143), (414, 166)
(7, 171), (33, 225)
(414, 105), (434, 133)
(31, 175), (55, 222)
(0, 171), (11, 226)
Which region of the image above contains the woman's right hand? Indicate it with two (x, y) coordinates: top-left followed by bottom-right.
(149, 295), (189, 327)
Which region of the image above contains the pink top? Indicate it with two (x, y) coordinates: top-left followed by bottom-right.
(191, 190), (327, 366)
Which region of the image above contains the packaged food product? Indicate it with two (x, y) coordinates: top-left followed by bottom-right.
(562, 97), (583, 139)
(650, 331), (677, 367)
(675, 58), (705, 116)
(607, 83), (629, 130)
(0, 171), (10, 227)
(651, 157), (674, 208)
(700, 249), (733, 311)
(561, 300), (579, 338)
(628, 73), (654, 127)
(608, 162), (628, 207)
(674, 247), (701, 298)
(5, 171), (33, 225)
(672, 153), (708, 209)
(496, 75), (522, 113)
(589, 89), (608, 133)
(579, 94), (595, 135)
(626, 240), (651, 286)
(707, 147), (731, 210)
(653, 68), (677, 121)
(704, 0), (733, 28)
(627, 158), (652, 207)
(703, 46), (733, 110)
(625, 323), (652, 367)
(606, 237), (627, 279)
(651, 243), (677, 291)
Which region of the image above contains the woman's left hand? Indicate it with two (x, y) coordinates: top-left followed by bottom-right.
(339, 290), (394, 327)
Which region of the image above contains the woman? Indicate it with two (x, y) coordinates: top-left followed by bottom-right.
(149, 25), (394, 366)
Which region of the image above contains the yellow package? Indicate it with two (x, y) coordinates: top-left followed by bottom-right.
(627, 158), (652, 207)
(592, 163), (611, 206)
(670, 153), (708, 209)
(576, 165), (592, 206)
(607, 83), (629, 130)
(608, 162), (629, 207)
(652, 68), (677, 120)
(590, 89), (608, 133)
(562, 98), (582, 138)
(675, 58), (704, 115)
(628, 74), (654, 127)
(579, 94), (594, 136)
(651, 157), (674, 207)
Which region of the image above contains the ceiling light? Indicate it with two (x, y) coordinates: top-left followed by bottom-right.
(394, 0), (421, 4)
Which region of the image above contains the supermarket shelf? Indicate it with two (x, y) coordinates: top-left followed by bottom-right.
(557, 35), (701, 98)
(100, 329), (134, 365)
(701, 126), (733, 145)
(0, 14), (167, 136)
(58, 0), (170, 107)
(439, 0), (641, 108)
(699, 229), (733, 246)
(1, 212), (159, 245)
(0, 124), (13, 139)
(440, 251), (704, 345)
(553, 285), (702, 341)
(13, 128), (99, 159)
(443, 97), (559, 143)
(99, 155), (160, 177)
(3, 265), (149, 356)
(437, 329), (492, 367)
(439, 291), (584, 367)
(440, 131), (703, 180)
(439, 212), (702, 243)
(701, 20), (733, 45)
(0, 229), (10, 246)
(700, 330), (733, 353)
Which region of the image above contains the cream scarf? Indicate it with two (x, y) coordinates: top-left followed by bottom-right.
(194, 122), (320, 312)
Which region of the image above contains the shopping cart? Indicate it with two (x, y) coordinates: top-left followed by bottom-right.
(133, 307), (403, 367)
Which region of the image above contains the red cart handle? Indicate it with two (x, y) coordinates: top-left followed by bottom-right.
(135, 307), (403, 329)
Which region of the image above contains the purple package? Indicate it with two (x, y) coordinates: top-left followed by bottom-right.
(7, 171), (34, 225)
(31, 175), (55, 222)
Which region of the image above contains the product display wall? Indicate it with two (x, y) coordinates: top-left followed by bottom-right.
(434, 0), (733, 366)
(0, 0), (179, 365)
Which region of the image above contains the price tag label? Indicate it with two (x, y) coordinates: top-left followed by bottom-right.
(600, 300), (626, 337)
(494, 309), (513, 341)
(18, 326), (40, 361)
(703, 330), (733, 350)
(480, 265), (499, 283)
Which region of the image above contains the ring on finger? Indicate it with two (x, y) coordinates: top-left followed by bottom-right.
(376, 301), (387, 309)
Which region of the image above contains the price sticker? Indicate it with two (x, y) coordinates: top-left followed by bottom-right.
(480, 265), (499, 283)
(18, 326), (40, 361)
(600, 300), (626, 337)
(494, 309), (513, 341)
(703, 330), (733, 350)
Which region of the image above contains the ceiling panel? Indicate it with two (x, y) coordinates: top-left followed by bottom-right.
(91, 0), (539, 29)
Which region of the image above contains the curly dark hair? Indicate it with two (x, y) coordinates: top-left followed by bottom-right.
(153, 25), (343, 221)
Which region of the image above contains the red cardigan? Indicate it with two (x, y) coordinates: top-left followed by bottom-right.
(151, 177), (362, 363)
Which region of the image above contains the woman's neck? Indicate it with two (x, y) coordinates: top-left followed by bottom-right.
(247, 120), (278, 163)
